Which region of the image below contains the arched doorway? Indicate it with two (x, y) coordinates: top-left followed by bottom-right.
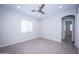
(62, 15), (75, 44)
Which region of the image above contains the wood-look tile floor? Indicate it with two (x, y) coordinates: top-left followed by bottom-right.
(0, 38), (78, 54)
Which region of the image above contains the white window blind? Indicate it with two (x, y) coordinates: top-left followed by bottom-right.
(21, 19), (33, 33)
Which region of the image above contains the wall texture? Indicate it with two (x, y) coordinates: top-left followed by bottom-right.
(75, 8), (79, 48)
(76, 14), (79, 48)
(0, 7), (40, 47)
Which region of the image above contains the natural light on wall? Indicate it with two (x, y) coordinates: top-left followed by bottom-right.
(21, 19), (33, 33)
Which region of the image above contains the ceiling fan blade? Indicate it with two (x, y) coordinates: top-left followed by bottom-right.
(39, 4), (45, 11)
(32, 4), (45, 14)
(40, 11), (45, 14)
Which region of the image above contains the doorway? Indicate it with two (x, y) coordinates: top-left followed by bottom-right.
(65, 21), (72, 41)
(62, 15), (75, 44)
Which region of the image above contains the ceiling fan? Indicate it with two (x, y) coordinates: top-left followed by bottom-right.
(32, 4), (45, 14)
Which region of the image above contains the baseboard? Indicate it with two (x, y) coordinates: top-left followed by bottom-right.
(41, 36), (62, 43)
(0, 36), (62, 48)
(0, 37), (39, 48)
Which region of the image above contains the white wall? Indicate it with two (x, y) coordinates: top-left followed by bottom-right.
(75, 7), (79, 48)
(41, 9), (76, 42)
(0, 7), (40, 47)
(76, 14), (79, 48)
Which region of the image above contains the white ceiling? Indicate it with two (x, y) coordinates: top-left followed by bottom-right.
(0, 4), (78, 19)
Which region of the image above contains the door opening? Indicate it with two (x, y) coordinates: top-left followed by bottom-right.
(62, 15), (75, 45)
(65, 21), (72, 41)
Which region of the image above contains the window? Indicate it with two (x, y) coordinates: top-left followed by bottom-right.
(21, 19), (33, 33)
(70, 24), (72, 31)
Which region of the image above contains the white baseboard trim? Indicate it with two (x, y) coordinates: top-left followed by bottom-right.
(0, 37), (39, 48)
(0, 36), (62, 48)
(41, 36), (62, 43)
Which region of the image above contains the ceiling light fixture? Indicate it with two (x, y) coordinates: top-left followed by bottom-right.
(17, 6), (21, 9)
(59, 6), (62, 8)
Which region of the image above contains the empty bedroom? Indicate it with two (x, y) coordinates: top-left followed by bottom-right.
(0, 4), (79, 54)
